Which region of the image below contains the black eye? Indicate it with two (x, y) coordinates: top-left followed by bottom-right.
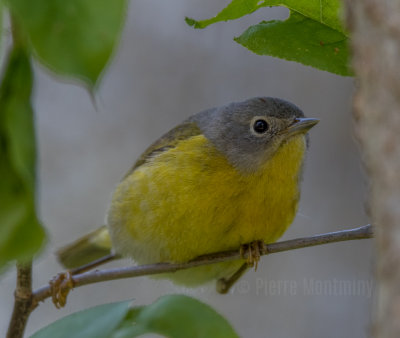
(253, 119), (269, 134)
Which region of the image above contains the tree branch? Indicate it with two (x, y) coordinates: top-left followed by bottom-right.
(344, 1), (400, 336)
(7, 262), (35, 338)
(32, 224), (373, 306)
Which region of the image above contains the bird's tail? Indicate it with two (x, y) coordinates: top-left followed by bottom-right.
(56, 225), (113, 269)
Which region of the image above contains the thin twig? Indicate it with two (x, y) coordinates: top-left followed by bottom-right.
(69, 253), (120, 275)
(7, 262), (34, 338)
(32, 224), (373, 305)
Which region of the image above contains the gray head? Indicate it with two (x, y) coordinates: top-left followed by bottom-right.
(191, 97), (318, 172)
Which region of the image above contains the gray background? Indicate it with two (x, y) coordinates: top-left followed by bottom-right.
(1, 1), (373, 337)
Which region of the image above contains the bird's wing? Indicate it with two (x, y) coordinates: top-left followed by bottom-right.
(123, 120), (202, 178)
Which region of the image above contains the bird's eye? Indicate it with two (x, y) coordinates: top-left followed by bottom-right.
(253, 119), (269, 134)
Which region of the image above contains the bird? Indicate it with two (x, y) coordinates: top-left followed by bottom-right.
(56, 96), (318, 297)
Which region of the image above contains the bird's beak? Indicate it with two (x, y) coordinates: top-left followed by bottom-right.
(282, 118), (319, 136)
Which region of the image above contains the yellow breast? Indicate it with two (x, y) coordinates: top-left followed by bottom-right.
(107, 134), (306, 272)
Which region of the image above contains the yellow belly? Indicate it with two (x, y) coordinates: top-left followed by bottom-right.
(107, 134), (306, 285)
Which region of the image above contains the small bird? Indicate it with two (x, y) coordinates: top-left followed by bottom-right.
(57, 97), (318, 293)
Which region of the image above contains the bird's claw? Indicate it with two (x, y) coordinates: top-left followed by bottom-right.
(240, 240), (265, 271)
(49, 271), (75, 308)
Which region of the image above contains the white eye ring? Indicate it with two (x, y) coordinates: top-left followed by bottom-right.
(250, 116), (269, 136)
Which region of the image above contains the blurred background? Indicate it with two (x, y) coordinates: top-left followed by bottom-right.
(0, 1), (373, 337)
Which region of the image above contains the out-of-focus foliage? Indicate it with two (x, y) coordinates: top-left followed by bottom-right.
(0, 46), (45, 270)
(8, 0), (127, 88)
(30, 296), (239, 338)
(0, 0), (127, 271)
(114, 295), (239, 338)
(186, 0), (351, 76)
(30, 300), (132, 338)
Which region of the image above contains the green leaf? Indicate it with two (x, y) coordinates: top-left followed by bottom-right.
(8, 0), (127, 88)
(30, 300), (132, 338)
(113, 295), (239, 338)
(186, 0), (262, 29)
(186, 0), (345, 33)
(186, 0), (350, 75)
(235, 11), (351, 76)
(0, 46), (45, 270)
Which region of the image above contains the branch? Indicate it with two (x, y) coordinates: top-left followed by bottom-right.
(7, 262), (35, 338)
(32, 224), (373, 305)
(344, 1), (400, 336)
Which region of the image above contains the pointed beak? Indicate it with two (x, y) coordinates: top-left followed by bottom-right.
(282, 118), (319, 136)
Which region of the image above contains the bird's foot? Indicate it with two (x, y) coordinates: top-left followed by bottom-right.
(49, 271), (75, 308)
(240, 240), (265, 271)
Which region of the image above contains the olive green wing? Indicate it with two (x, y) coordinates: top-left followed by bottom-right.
(124, 120), (202, 177)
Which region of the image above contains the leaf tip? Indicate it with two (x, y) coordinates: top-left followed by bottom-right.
(185, 17), (202, 29)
